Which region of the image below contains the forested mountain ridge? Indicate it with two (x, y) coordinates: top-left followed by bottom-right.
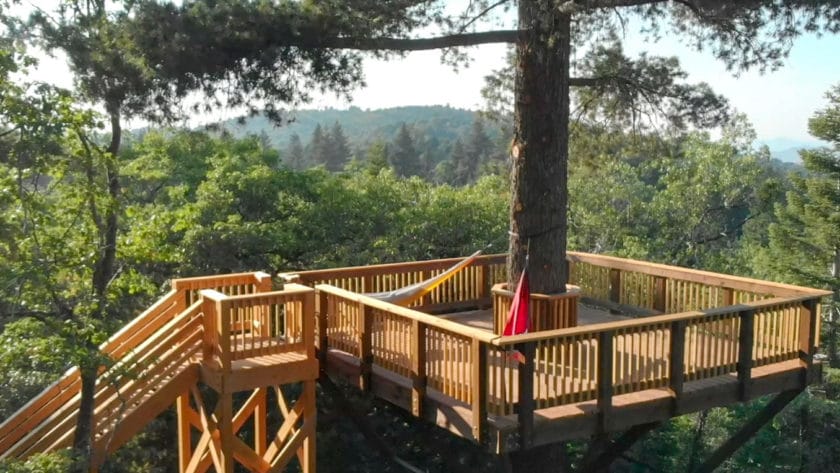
(218, 106), (498, 151)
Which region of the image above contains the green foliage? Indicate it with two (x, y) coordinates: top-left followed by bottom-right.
(0, 450), (73, 473)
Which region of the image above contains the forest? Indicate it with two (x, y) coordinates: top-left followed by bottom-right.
(2, 0), (840, 472)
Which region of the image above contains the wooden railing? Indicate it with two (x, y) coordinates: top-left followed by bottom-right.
(309, 253), (830, 444)
(316, 284), (496, 440)
(0, 272), (274, 458)
(289, 255), (507, 312)
(200, 284), (315, 371)
(566, 252), (820, 313)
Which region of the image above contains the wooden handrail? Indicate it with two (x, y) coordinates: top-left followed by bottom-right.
(315, 284), (497, 344)
(567, 252), (832, 298)
(492, 294), (822, 346)
(290, 255), (506, 282)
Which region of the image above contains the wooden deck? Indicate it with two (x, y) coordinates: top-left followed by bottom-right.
(0, 253), (832, 471)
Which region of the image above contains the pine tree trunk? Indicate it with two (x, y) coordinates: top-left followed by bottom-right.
(508, 0), (571, 294)
(830, 247), (839, 368)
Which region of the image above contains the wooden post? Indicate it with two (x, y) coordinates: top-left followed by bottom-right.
(799, 298), (819, 386)
(218, 391), (234, 472)
(669, 320), (686, 402)
(653, 276), (667, 313)
(517, 342), (536, 449)
(799, 299), (819, 363)
(218, 299), (231, 372)
(609, 269), (621, 304)
(302, 290), (316, 361)
(302, 379), (317, 473)
(254, 388), (267, 457)
(359, 303), (373, 392)
(411, 320), (427, 417)
(737, 309), (755, 401)
(255, 271), (273, 293)
(723, 288), (735, 306)
(317, 290), (329, 366)
(597, 330), (614, 433)
(471, 338), (487, 443)
(176, 392), (191, 473)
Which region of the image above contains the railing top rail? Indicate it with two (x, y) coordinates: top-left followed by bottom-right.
(493, 293), (822, 346)
(171, 271), (272, 290)
(289, 254), (507, 281)
(316, 284), (498, 344)
(568, 251), (832, 298)
(199, 284), (314, 305)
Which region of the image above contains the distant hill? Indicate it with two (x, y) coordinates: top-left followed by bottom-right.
(756, 137), (825, 163)
(216, 106), (490, 153)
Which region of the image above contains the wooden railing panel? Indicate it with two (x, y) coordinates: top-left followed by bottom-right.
(220, 291), (311, 362)
(325, 293), (362, 357)
(426, 326), (474, 405)
(534, 334), (600, 407)
(371, 307), (413, 378)
(752, 302), (802, 367)
(684, 312), (740, 381)
(569, 262), (611, 301)
(612, 323), (670, 394)
(618, 271), (656, 310)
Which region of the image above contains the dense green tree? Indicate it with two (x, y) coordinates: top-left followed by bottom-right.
(764, 84), (840, 366)
(325, 121), (352, 171)
(364, 140), (390, 175)
(307, 124), (328, 168)
(448, 138), (470, 186)
(71, 0), (836, 299)
(390, 123), (422, 178)
(285, 132), (306, 170)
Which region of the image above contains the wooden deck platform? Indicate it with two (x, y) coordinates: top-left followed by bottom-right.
(0, 254), (831, 471)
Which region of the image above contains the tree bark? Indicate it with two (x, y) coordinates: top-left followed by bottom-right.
(508, 1), (572, 293)
(72, 110), (122, 473)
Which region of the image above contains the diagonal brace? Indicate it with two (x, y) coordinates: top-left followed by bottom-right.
(578, 422), (661, 473)
(694, 389), (802, 473)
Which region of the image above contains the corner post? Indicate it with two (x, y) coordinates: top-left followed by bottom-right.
(317, 289), (329, 366)
(359, 302), (373, 392)
(176, 391), (191, 473)
(737, 309), (755, 401)
(669, 320), (686, 411)
(799, 298), (819, 385)
(597, 330), (614, 433)
(609, 269), (621, 305)
(471, 338), (488, 443)
(411, 320), (427, 417)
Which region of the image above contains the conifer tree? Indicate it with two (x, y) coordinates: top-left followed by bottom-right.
(326, 121), (352, 172)
(390, 123), (422, 178)
(285, 132), (306, 170)
(450, 138), (470, 186)
(767, 84), (840, 366)
(308, 124), (329, 168)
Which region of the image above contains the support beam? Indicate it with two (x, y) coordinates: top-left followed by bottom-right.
(578, 422), (661, 473)
(694, 389), (802, 473)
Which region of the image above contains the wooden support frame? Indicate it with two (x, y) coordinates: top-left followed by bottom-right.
(694, 389), (802, 473)
(176, 382), (317, 473)
(577, 422), (661, 473)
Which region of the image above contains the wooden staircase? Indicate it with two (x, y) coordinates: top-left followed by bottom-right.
(0, 272), (319, 472)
